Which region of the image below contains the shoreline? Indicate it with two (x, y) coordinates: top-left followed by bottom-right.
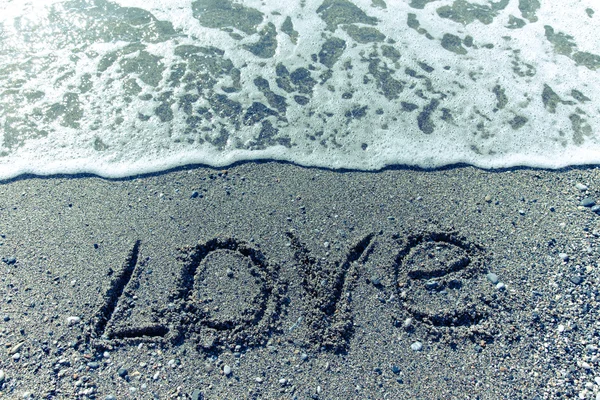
(0, 161), (599, 399)
(2, 159), (600, 184)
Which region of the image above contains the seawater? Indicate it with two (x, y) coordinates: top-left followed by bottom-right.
(0, 0), (599, 179)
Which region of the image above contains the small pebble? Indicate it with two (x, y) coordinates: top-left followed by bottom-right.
(223, 365), (231, 376)
(559, 253), (569, 262)
(425, 280), (438, 290)
(190, 191), (199, 199)
(391, 365), (401, 374)
(87, 362), (100, 369)
(0, 369), (5, 383)
(370, 276), (381, 286)
(190, 390), (202, 400)
(2, 257), (16, 265)
(301, 353), (308, 361)
(66, 316), (81, 326)
(581, 362), (592, 370)
(575, 183), (588, 191)
(486, 273), (499, 284)
(255, 377), (263, 383)
(12, 353), (20, 361)
(591, 205), (600, 214)
(403, 318), (413, 329)
(117, 368), (128, 378)
(411, 341), (423, 351)
(105, 396), (117, 400)
(9, 342), (24, 354)
(581, 197), (596, 207)
(570, 275), (583, 285)
(496, 282), (506, 291)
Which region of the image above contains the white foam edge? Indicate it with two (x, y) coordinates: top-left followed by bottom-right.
(2, 142), (599, 181)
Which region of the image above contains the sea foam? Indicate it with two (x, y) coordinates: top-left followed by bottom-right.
(0, 0), (599, 179)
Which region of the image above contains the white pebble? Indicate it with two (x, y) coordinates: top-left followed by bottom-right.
(411, 341), (423, 351)
(576, 183), (588, 191)
(223, 365), (231, 376)
(9, 342), (24, 354)
(66, 316), (81, 326)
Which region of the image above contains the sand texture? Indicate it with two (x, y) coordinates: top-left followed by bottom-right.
(0, 162), (599, 399)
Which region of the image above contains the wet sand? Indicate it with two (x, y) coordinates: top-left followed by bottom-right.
(0, 162), (599, 399)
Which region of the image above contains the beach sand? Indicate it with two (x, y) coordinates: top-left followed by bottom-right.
(0, 162), (599, 399)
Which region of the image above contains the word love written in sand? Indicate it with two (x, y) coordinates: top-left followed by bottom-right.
(88, 231), (501, 352)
